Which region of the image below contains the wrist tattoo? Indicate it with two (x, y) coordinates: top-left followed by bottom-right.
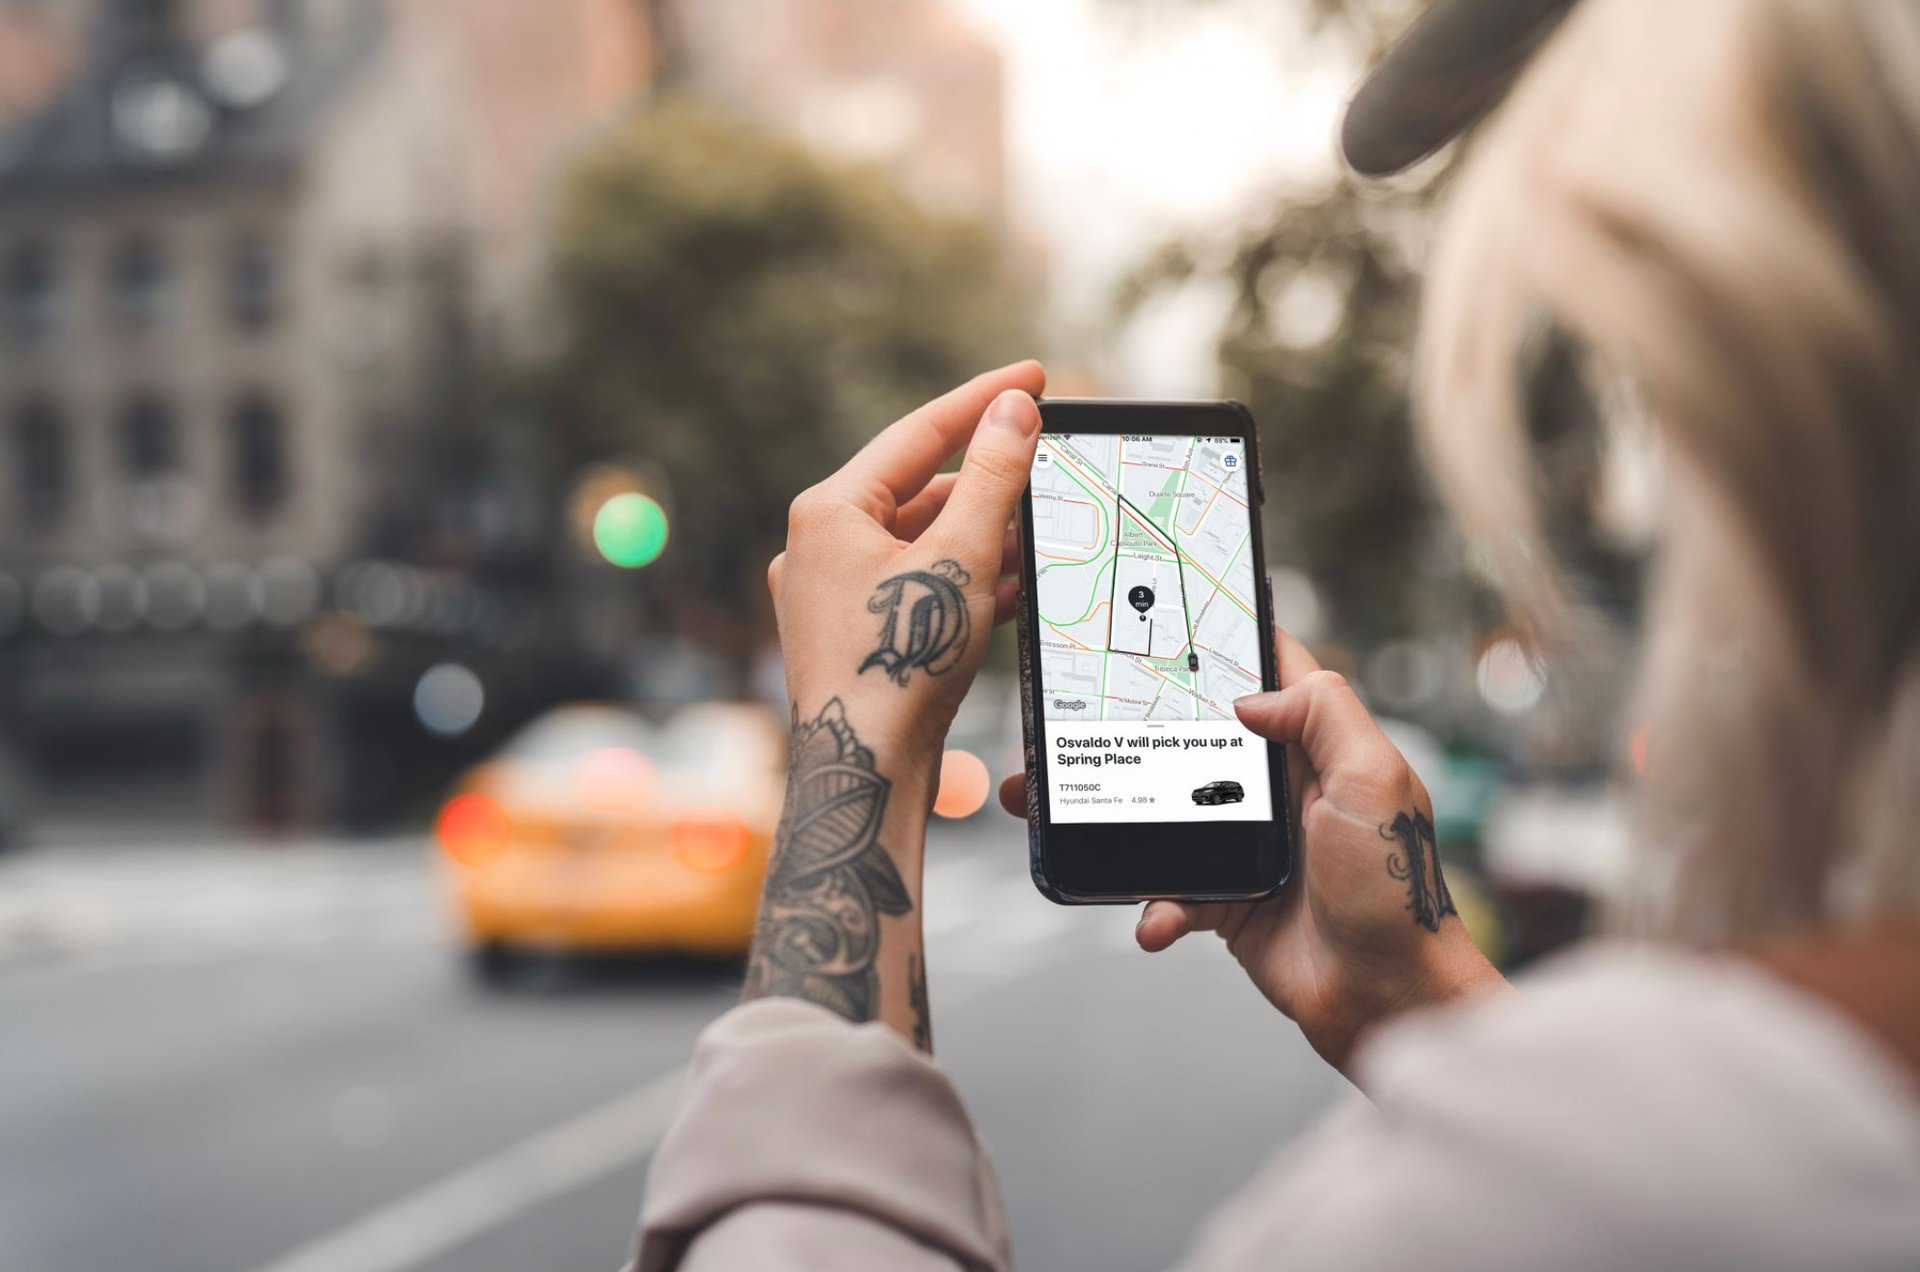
(1381, 810), (1457, 933)
(745, 698), (914, 1022)
(859, 559), (971, 687)
(907, 952), (932, 1052)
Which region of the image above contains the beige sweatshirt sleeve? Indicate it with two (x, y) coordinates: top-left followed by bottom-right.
(632, 998), (1010, 1272)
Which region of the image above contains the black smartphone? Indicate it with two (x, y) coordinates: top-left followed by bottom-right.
(1015, 399), (1291, 904)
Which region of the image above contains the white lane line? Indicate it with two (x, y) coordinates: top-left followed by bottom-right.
(248, 1068), (686, 1272)
(0, 925), (439, 999)
(244, 931), (1061, 1272)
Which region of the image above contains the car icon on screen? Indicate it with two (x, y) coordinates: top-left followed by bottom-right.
(1191, 780), (1245, 806)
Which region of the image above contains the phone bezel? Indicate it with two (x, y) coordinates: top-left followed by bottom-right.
(1018, 399), (1291, 904)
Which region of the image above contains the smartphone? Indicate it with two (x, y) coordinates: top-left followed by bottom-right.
(1015, 399), (1291, 904)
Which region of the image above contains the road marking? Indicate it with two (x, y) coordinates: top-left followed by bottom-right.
(0, 925), (440, 999)
(249, 1068), (687, 1272)
(244, 927), (1063, 1272)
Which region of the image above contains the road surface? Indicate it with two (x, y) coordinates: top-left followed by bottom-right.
(0, 822), (1348, 1272)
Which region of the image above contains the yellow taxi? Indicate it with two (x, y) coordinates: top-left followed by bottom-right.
(434, 702), (786, 983)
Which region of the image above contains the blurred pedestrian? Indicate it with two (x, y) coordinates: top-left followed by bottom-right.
(633, 1), (1920, 1267)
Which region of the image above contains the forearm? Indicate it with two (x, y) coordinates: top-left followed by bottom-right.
(742, 694), (938, 1051)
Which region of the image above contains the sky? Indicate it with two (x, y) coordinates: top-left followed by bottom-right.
(949, 0), (1365, 392)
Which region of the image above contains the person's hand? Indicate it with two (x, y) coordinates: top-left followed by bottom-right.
(770, 361), (1046, 768)
(749, 362), (1044, 1047)
(999, 630), (1507, 1077)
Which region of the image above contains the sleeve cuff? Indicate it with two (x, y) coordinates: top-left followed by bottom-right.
(635, 997), (1009, 1272)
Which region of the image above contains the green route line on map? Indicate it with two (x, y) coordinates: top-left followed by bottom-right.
(1113, 490), (1192, 651)
(1051, 438), (1193, 657)
(1037, 555), (1115, 627)
(1171, 438), (1197, 718)
(1114, 488), (1258, 634)
(1044, 436), (1249, 721)
(1112, 651), (1226, 719)
(1058, 437), (1190, 722)
(1180, 523), (1255, 672)
(1028, 485), (1108, 567)
(1050, 439), (1257, 626)
(1033, 439), (1123, 623)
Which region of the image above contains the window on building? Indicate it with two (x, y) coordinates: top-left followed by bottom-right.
(229, 234), (280, 331)
(230, 395), (287, 518)
(4, 242), (60, 347)
(120, 397), (178, 477)
(110, 236), (172, 332)
(12, 400), (68, 531)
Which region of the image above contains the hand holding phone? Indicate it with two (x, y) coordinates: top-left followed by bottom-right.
(1011, 399), (1505, 1076)
(1005, 625), (1508, 1076)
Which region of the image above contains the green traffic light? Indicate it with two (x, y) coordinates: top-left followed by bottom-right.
(593, 492), (669, 568)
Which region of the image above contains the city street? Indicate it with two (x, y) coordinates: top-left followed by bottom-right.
(0, 820), (1350, 1272)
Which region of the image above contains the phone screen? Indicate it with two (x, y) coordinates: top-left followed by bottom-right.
(1028, 431), (1275, 824)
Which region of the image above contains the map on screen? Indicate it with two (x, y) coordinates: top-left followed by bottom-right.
(1028, 433), (1264, 724)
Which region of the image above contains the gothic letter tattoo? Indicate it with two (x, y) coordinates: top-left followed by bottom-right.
(744, 699), (913, 1022)
(1381, 810), (1457, 933)
(859, 559), (971, 687)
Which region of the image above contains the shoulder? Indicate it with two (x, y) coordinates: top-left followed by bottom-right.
(1184, 945), (1920, 1272)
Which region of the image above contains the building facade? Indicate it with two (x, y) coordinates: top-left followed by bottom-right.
(0, 0), (1006, 839)
(0, 0), (653, 835)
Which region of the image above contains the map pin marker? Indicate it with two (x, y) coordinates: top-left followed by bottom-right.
(1128, 585), (1154, 621)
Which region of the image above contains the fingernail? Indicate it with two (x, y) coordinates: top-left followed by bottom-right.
(1233, 693), (1272, 711)
(989, 389), (1039, 437)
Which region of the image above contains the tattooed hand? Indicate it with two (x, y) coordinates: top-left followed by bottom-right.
(1001, 629), (1508, 1078)
(751, 362), (1047, 1048)
(768, 364), (1044, 764)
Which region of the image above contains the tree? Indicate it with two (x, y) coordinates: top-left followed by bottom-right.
(1123, 175), (1443, 639)
(539, 100), (1029, 660)
(1116, 0), (1637, 753)
(1111, 0), (1469, 645)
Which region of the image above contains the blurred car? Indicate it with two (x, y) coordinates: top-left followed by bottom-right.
(435, 702), (787, 983)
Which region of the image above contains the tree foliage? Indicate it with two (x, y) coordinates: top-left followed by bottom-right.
(540, 100), (1027, 642)
(1113, 0), (1458, 643)
(1126, 176), (1441, 638)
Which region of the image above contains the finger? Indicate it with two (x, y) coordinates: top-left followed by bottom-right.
(892, 473), (960, 541)
(835, 362), (1046, 522)
(767, 552), (786, 596)
(1275, 628), (1322, 688)
(1271, 629), (1321, 812)
(998, 524), (1021, 579)
(993, 578), (1020, 626)
(1136, 900), (1236, 952)
(998, 772), (1025, 817)
(1135, 901), (1194, 952)
(1234, 670), (1397, 782)
(930, 389), (1042, 558)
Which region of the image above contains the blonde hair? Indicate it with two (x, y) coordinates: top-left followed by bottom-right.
(1417, 0), (1920, 940)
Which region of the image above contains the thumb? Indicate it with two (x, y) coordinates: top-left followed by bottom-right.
(932, 390), (1041, 559)
(1234, 670), (1398, 782)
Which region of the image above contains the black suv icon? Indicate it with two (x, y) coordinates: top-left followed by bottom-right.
(1191, 780), (1245, 806)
